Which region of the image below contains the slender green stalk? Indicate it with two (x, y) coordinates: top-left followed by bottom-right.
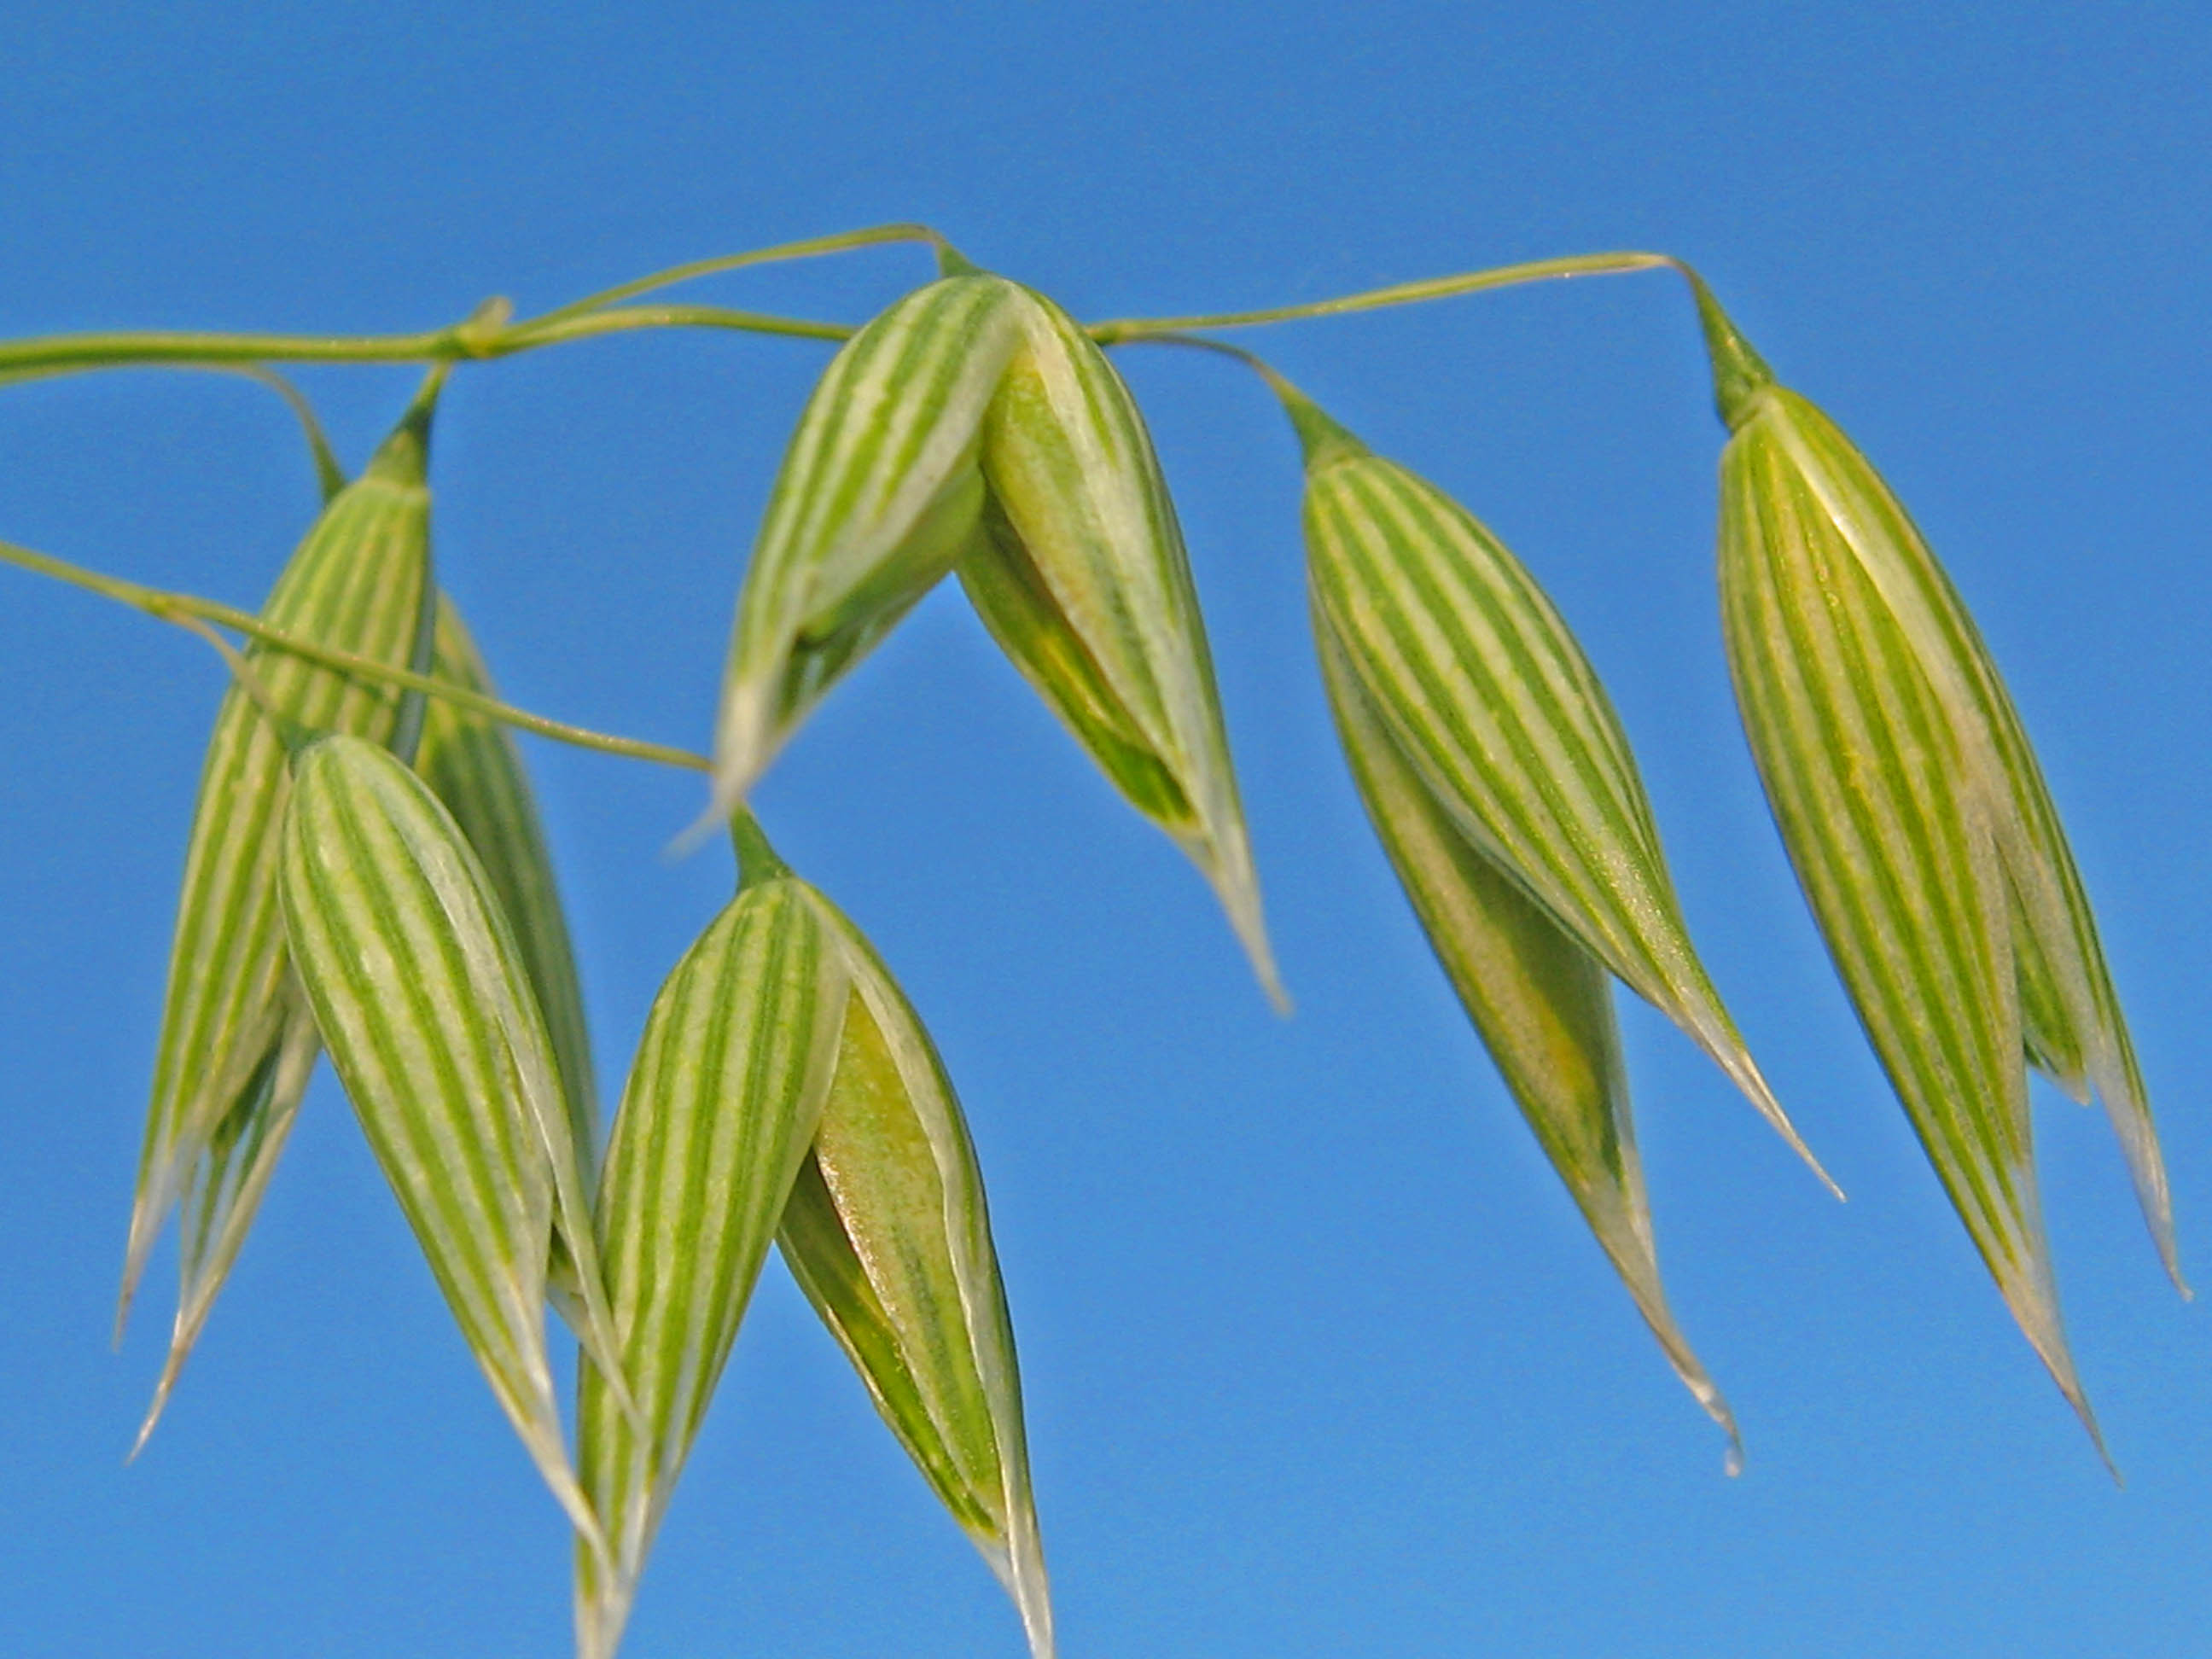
(3, 243), (1693, 383)
(164, 614), (294, 736)
(0, 538), (707, 772)
(1128, 335), (1388, 474)
(209, 366), (349, 498)
(0, 299), (850, 381)
(1125, 331), (1301, 398)
(491, 304), (853, 352)
(1087, 250), (1675, 343)
(0, 323), (473, 380)
(527, 222), (947, 327)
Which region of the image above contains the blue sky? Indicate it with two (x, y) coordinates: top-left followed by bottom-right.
(3, 3), (2209, 1655)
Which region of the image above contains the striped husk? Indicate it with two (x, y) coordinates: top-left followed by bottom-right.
(278, 735), (630, 1538)
(1316, 609), (1740, 1468)
(124, 398), (438, 1447)
(779, 894), (1053, 1657)
(1299, 407), (1828, 1187)
(417, 594), (597, 1158)
(415, 593), (601, 1326)
(1730, 387), (2174, 1289)
(575, 873), (849, 1659)
(712, 271), (1278, 1002)
(141, 994), (321, 1455)
(963, 285), (1278, 1003)
(1719, 378), (2179, 1454)
(713, 275), (1022, 815)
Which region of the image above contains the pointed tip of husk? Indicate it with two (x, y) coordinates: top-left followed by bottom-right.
(1704, 1390), (1744, 1479)
(1242, 921), (1293, 1019)
(696, 679), (782, 854)
(1707, 1045), (1842, 1201)
(114, 1201), (168, 1346)
(2093, 1430), (2123, 1487)
(975, 1529), (1056, 1659)
(2086, 1058), (2189, 1297)
(1609, 1230), (1744, 1476)
(2065, 1380), (2121, 1487)
(671, 760), (752, 863)
(2006, 1260), (2119, 1479)
(1663, 1345), (1743, 1478)
(1668, 1353), (1743, 1478)
(1015, 1581), (1057, 1659)
(668, 800), (731, 864)
(128, 1341), (191, 1462)
(129, 1263), (237, 1459)
(1201, 851), (1289, 1015)
(1181, 835), (1291, 1018)
(2153, 1218), (2190, 1301)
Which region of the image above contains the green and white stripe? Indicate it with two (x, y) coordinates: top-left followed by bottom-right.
(279, 735), (631, 1540)
(1741, 387), (2176, 1290)
(779, 893), (1052, 1658)
(965, 286), (1280, 1005)
(1715, 366), (2175, 1451)
(1317, 611), (1739, 1469)
(709, 271), (1275, 1001)
(1297, 403), (1827, 1186)
(137, 992), (320, 1453)
(124, 396), (439, 1441)
(416, 597), (598, 1179)
(576, 864), (849, 1659)
(714, 275), (1022, 813)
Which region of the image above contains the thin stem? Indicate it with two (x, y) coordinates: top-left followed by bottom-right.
(0, 324), (468, 381)
(169, 613), (294, 737)
(214, 366), (349, 499)
(18, 359), (352, 498)
(527, 222), (946, 327)
(0, 299), (850, 381)
(1132, 331), (1304, 401)
(1087, 250), (1675, 343)
(1131, 333), (1366, 468)
(4, 243), (1695, 381)
(490, 304), (853, 352)
(0, 537), (708, 773)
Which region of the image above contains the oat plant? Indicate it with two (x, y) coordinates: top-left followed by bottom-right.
(0, 224), (2179, 1655)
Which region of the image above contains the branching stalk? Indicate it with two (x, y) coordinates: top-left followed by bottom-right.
(0, 538), (707, 773)
(1087, 250), (1676, 342)
(526, 221), (948, 326)
(210, 366), (349, 498)
(1128, 331), (1303, 399)
(489, 304), (853, 352)
(0, 223), (950, 381)
(2, 244), (1699, 382)
(0, 303), (854, 382)
(0, 244), (1734, 783)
